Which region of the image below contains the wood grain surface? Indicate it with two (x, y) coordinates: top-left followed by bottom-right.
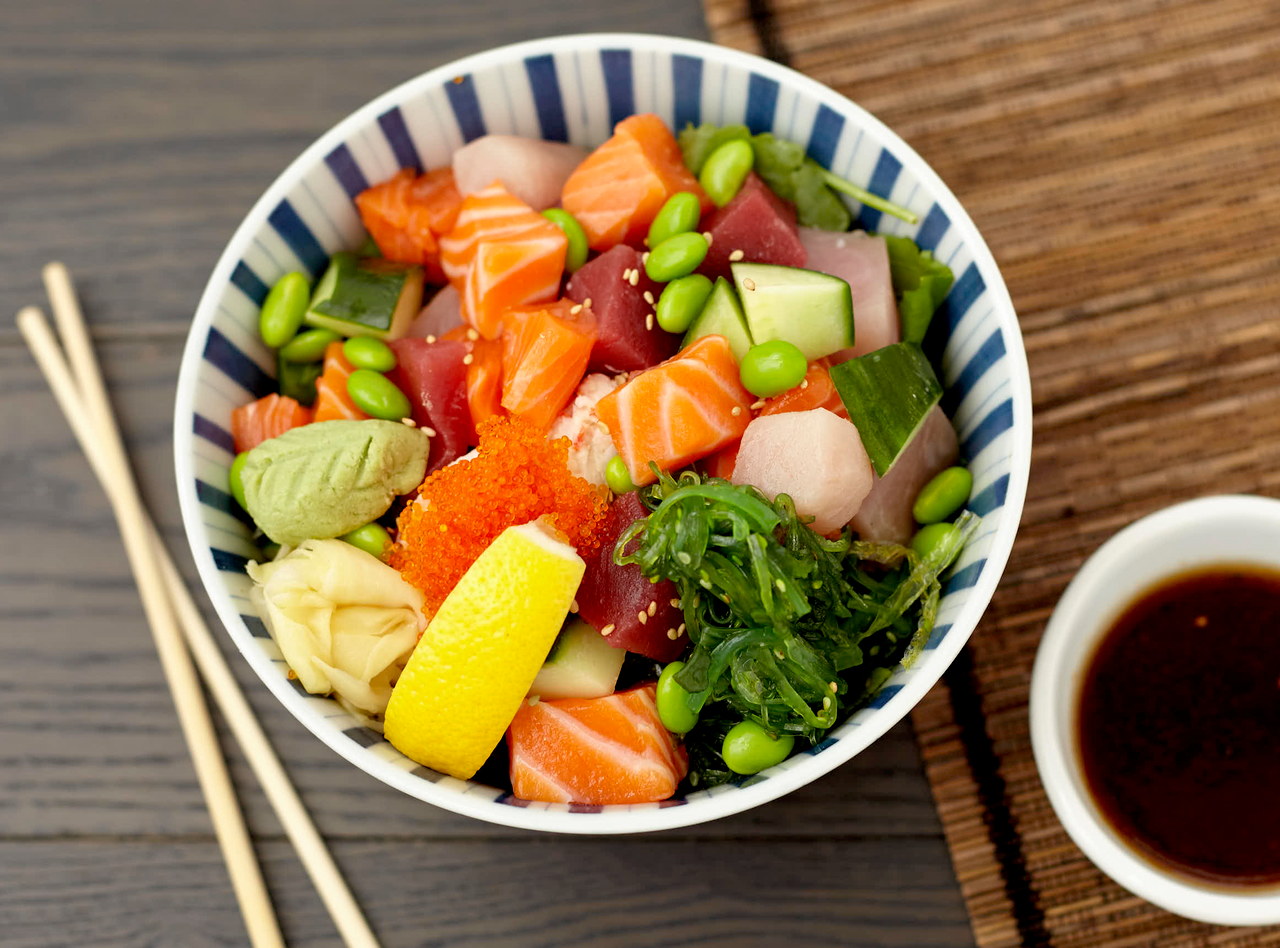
(0, 3), (973, 946)
(704, 0), (1280, 946)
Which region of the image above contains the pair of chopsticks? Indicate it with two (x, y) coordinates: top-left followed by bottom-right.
(17, 264), (380, 948)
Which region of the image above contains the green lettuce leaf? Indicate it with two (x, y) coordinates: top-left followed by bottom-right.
(884, 235), (955, 344)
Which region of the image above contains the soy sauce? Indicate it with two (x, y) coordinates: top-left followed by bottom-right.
(1076, 566), (1280, 887)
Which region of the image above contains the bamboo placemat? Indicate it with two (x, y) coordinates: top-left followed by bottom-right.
(703, 1), (1280, 945)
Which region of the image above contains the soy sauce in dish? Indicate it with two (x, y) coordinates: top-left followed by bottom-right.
(1076, 565), (1280, 887)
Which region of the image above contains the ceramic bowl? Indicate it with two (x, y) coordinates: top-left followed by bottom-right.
(1031, 494), (1280, 925)
(174, 33), (1031, 833)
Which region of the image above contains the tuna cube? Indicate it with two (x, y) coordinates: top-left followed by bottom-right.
(800, 228), (899, 360)
(387, 338), (473, 472)
(575, 492), (688, 662)
(731, 408), (874, 535)
(851, 405), (960, 544)
(699, 173), (807, 281)
(566, 245), (681, 373)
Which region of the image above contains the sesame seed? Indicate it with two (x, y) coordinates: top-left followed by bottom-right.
(669, 598), (681, 608)
(775, 649), (786, 660)
(667, 628), (678, 640)
(775, 579), (786, 592)
(401, 417), (417, 427)
(648, 601), (657, 616)
(822, 696), (832, 710)
(731, 406), (743, 416)
(750, 400), (765, 410)
(728, 249), (745, 262)
(597, 421), (610, 434)
(466, 328), (479, 342)
(425, 334), (437, 344)
(699, 578), (712, 590)
(742, 277), (756, 291)
(800, 379), (810, 389)
(570, 599), (579, 613)
(528, 695), (541, 706)
(601, 624), (616, 636)
(640, 253), (649, 265)
(629, 270), (639, 286)
(829, 681), (838, 692)
(569, 303), (583, 315)
(643, 291), (655, 305)
(676, 551), (692, 565)
(421, 427), (438, 438)
(622, 267), (634, 281)
(583, 297), (593, 308)
(462, 353), (474, 365)
(637, 610), (648, 625)
(645, 313), (654, 331)
(677, 623), (686, 636)
(702, 231), (713, 244)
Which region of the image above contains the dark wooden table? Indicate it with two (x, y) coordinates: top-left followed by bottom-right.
(0, 4), (973, 945)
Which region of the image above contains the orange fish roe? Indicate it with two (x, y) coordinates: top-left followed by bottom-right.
(391, 414), (609, 615)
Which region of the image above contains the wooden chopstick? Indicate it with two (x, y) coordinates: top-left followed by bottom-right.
(20, 264), (381, 948)
(15, 306), (284, 948)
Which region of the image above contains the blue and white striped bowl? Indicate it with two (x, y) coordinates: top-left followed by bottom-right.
(175, 34), (1031, 834)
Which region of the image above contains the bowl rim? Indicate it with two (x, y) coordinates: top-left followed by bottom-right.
(174, 31), (1033, 834)
(1030, 494), (1280, 924)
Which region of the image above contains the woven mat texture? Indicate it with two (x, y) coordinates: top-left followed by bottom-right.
(702, 1), (1280, 945)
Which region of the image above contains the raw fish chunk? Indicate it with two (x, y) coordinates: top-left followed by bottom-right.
(507, 684), (688, 804)
(850, 405), (959, 544)
(405, 285), (464, 339)
(561, 113), (710, 250)
(575, 492), (687, 662)
(500, 299), (596, 432)
(387, 337), (472, 471)
(437, 183), (567, 339)
(699, 173), (807, 281)
(800, 228), (898, 359)
(594, 334), (753, 486)
(565, 245), (679, 373)
(452, 135), (588, 211)
(731, 408), (874, 535)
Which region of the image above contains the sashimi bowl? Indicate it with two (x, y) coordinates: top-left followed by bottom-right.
(174, 33), (1031, 833)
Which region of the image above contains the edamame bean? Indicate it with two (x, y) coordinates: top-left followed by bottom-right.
(699, 139), (755, 208)
(343, 335), (397, 373)
(912, 466), (973, 524)
(542, 208), (589, 272)
(655, 273), (713, 334)
(258, 272), (311, 348)
(647, 192), (702, 248)
(721, 719), (795, 775)
(656, 661), (699, 734)
(738, 340), (807, 398)
(346, 368), (411, 420)
(912, 522), (961, 561)
(604, 455), (636, 494)
(279, 328), (342, 363)
(341, 522), (393, 559)
(644, 231), (709, 283)
(228, 451), (250, 510)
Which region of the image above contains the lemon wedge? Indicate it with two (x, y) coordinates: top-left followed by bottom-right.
(384, 520), (585, 779)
